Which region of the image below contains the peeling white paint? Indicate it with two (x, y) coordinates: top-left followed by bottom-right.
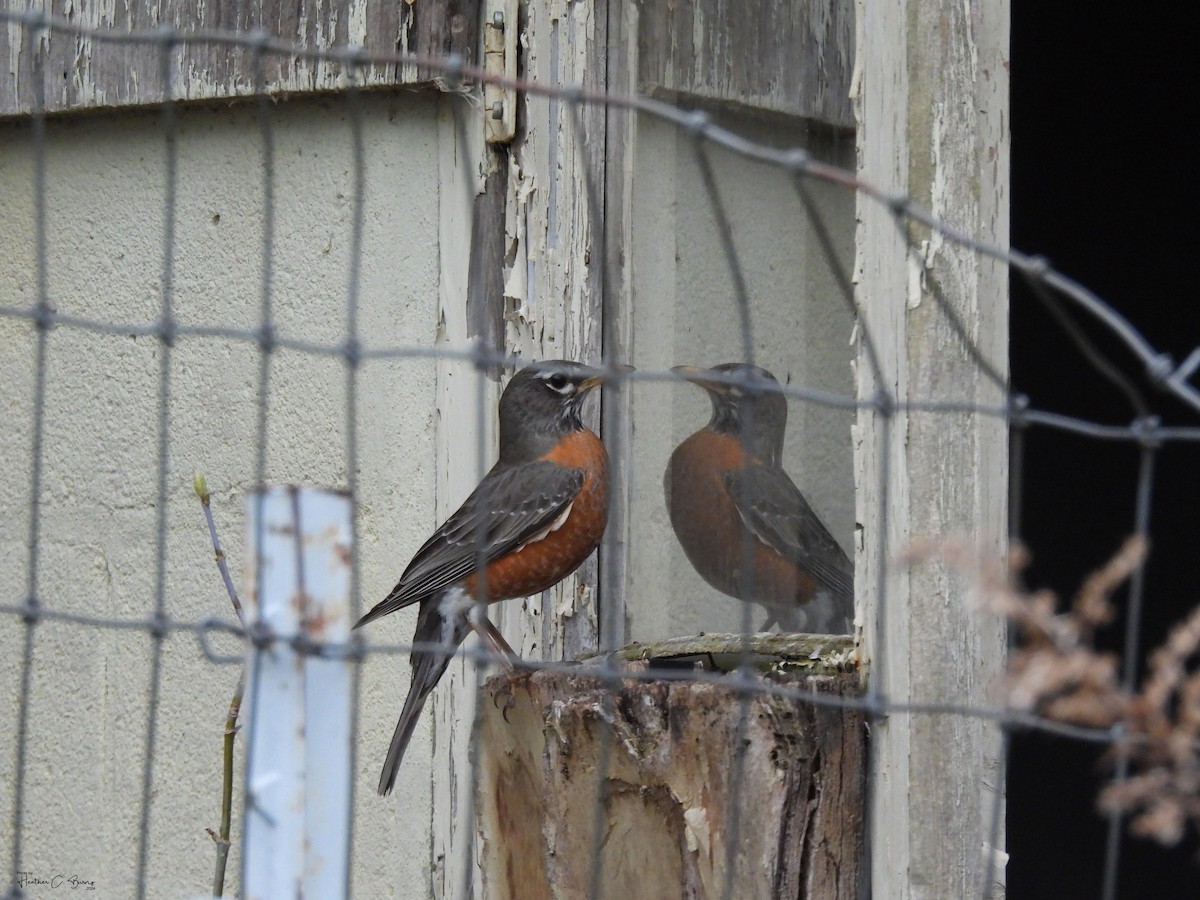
(684, 805), (709, 855)
(1, 1), (468, 117)
(346, 0), (368, 45)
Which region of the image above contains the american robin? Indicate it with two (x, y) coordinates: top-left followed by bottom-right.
(355, 359), (626, 796)
(664, 363), (853, 634)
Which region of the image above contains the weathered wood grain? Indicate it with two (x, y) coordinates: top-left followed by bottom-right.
(590, 631), (857, 673)
(853, 0), (1010, 897)
(467, 158), (510, 375)
(477, 655), (866, 899)
(0, 0), (480, 117)
(635, 0), (854, 129)
(430, 1), (610, 894)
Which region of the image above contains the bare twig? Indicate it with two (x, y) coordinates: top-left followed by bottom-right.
(195, 471), (245, 626)
(195, 472), (246, 896)
(211, 670), (245, 896)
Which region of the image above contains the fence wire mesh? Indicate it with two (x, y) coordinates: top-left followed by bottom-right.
(2, 7), (1198, 900)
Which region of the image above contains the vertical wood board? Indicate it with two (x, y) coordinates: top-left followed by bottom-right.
(853, 0), (1010, 896)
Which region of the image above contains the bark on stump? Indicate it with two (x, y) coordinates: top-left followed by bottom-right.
(477, 634), (864, 900)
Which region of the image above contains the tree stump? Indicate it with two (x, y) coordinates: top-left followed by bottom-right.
(477, 634), (865, 899)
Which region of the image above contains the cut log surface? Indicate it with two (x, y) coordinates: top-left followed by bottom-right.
(478, 635), (865, 900)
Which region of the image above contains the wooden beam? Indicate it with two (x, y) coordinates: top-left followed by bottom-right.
(492, 0), (609, 660)
(1, 1), (481, 118)
(635, 0), (854, 129)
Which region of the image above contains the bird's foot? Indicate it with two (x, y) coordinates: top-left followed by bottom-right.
(491, 669), (532, 723)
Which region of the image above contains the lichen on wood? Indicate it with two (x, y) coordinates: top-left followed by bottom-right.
(594, 631), (858, 674)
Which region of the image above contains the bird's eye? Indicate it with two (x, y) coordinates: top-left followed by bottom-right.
(546, 373), (572, 393)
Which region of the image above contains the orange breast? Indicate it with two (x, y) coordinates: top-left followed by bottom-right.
(667, 430), (818, 607)
(465, 429), (609, 602)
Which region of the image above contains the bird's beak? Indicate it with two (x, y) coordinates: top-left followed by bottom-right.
(579, 363), (635, 392)
(670, 365), (728, 395)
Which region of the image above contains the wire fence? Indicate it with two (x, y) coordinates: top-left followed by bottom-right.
(2, 7), (1199, 900)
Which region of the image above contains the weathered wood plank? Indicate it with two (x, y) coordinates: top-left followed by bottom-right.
(467, 159), (510, 373)
(477, 656), (866, 899)
(493, 0), (608, 661)
(636, 0), (854, 129)
(853, 0), (1010, 896)
(0, 1), (480, 117)
(589, 632), (857, 673)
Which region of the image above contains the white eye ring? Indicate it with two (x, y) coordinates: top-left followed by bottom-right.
(543, 372), (574, 394)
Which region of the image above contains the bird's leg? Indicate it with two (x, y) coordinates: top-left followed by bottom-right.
(759, 602), (806, 634)
(466, 608), (527, 722)
(468, 614), (521, 672)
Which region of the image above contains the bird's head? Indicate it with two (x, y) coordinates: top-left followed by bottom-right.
(673, 363), (788, 464)
(498, 359), (632, 461)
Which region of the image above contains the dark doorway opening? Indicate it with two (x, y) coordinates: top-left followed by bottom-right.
(1010, 5), (1200, 897)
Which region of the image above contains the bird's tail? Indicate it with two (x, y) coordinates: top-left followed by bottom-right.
(378, 594), (471, 796)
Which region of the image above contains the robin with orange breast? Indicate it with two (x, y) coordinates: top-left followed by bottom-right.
(664, 363), (853, 634)
(355, 359), (627, 795)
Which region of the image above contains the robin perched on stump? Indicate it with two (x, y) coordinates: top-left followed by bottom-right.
(355, 359), (627, 795)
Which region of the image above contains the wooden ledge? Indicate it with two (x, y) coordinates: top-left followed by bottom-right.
(590, 632), (858, 675)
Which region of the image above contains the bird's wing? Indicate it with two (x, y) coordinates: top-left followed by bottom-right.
(355, 460), (584, 627)
(724, 464), (854, 599)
